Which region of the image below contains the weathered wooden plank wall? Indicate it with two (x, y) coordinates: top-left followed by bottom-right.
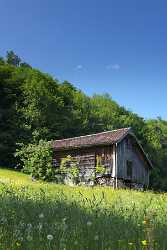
(54, 138), (149, 187)
(54, 145), (114, 178)
(117, 136), (149, 185)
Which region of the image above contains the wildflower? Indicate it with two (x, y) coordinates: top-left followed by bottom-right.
(39, 213), (44, 219)
(15, 230), (21, 237)
(87, 221), (92, 226)
(37, 222), (43, 231)
(142, 220), (148, 225)
(27, 235), (33, 241)
(0, 217), (7, 224)
(19, 222), (25, 227)
(16, 242), (21, 247)
(141, 240), (148, 246)
(62, 217), (67, 222)
(18, 237), (23, 242)
(27, 223), (32, 229)
(94, 235), (99, 241)
(47, 234), (54, 241)
(128, 242), (133, 246)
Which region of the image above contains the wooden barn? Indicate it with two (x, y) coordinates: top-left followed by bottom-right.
(53, 128), (153, 189)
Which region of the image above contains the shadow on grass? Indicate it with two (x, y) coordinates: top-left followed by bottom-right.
(0, 186), (167, 250)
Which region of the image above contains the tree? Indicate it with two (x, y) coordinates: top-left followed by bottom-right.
(145, 119), (167, 190)
(6, 51), (21, 67)
(20, 62), (32, 68)
(0, 57), (5, 65)
(15, 140), (54, 181)
(0, 64), (20, 166)
(19, 69), (65, 141)
(58, 81), (92, 137)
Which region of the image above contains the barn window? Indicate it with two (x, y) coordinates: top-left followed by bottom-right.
(126, 160), (133, 178)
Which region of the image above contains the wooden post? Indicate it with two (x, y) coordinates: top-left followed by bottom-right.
(113, 144), (118, 189)
(115, 143), (118, 189)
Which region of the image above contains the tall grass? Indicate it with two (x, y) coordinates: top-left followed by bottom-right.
(0, 168), (167, 249)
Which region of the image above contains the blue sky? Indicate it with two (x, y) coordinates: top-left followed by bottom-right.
(1, 0), (167, 119)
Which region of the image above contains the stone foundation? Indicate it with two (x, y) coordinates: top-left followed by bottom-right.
(95, 176), (144, 190)
(63, 174), (144, 190)
(95, 176), (115, 187)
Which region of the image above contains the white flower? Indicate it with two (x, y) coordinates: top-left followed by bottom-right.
(15, 229), (21, 237)
(18, 236), (24, 241)
(62, 217), (67, 223)
(87, 221), (92, 226)
(1, 217), (7, 224)
(37, 222), (43, 231)
(39, 213), (44, 219)
(20, 222), (25, 227)
(27, 235), (33, 241)
(27, 223), (32, 229)
(94, 235), (99, 241)
(47, 234), (54, 241)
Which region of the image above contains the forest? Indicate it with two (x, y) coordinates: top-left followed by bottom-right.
(1, 51), (167, 190)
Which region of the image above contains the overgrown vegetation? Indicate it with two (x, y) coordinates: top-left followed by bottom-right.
(60, 155), (80, 184)
(15, 140), (54, 181)
(1, 51), (167, 190)
(95, 155), (106, 175)
(0, 168), (167, 250)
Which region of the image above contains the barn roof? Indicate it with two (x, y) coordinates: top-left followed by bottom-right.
(53, 128), (131, 150)
(53, 128), (153, 169)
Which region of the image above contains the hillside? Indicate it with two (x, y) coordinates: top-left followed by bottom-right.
(1, 51), (167, 190)
(0, 51), (167, 191)
(0, 168), (167, 250)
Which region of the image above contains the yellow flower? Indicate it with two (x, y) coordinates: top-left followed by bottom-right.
(142, 220), (148, 225)
(141, 240), (148, 246)
(16, 242), (21, 247)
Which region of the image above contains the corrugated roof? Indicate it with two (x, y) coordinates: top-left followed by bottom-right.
(53, 128), (131, 150)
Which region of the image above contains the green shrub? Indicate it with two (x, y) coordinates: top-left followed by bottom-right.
(69, 165), (80, 179)
(15, 140), (55, 181)
(60, 155), (73, 173)
(95, 155), (106, 175)
(96, 165), (106, 175)
(60, 155), (79, 184)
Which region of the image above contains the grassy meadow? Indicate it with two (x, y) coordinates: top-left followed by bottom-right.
(0, 168), (167, 250)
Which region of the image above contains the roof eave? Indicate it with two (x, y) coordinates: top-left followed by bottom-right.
(54, 141), (116, 151)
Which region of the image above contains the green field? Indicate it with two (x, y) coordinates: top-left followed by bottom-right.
(0, 168), (167, 250)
